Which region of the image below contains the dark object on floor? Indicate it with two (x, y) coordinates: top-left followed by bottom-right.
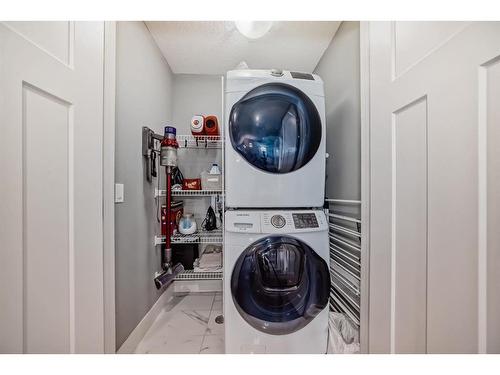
(215, 315), (224, 324)
(172, 243), (199, 270)
(154, 263), (184, 290)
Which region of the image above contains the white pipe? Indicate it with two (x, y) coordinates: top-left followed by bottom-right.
(328, 213), (362, 224)
(329, 234), (362, 252)
(329, 223), (362, 238)
(325, 199), (362, 204)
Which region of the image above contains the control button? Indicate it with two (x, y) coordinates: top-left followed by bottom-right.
(271, 69), (284, 77)
(270, 214), (286, 228)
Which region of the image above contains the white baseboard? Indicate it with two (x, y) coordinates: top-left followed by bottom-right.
(117, 285), (175, 354)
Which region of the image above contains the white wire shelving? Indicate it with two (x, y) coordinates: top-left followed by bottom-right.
(174, 269), (223, 281)
(154, 188), (223, 198)
(151, 128), (225, 285)
(176, 134), (223, 149)
(155, 229), (223, 245)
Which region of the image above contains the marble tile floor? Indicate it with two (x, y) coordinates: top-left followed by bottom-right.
(134, 292), (224, 354)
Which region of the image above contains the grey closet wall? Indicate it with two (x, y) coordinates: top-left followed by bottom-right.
(172, 74), (222, 134)
(115, 21), (174, 349)
(171, 74), (223, 261)
(314, 22), (361, 207)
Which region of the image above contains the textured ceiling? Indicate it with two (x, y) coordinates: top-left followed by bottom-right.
(145, 21), (341, 75)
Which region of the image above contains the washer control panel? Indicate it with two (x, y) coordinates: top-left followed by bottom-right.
(226, 210), (327, 234)
(292, 213), (319, 229)
(260, 210), (327, 233)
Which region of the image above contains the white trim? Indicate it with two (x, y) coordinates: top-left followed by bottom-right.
(389, 113), (397, 354)
(103, 21), (117, 354)
(359, 21), (371, 354)
(117, 285), (175, 354)
(477, 63), (488, 354)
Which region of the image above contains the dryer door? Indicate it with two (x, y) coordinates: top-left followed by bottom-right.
(229, 83), (322, 174)
(231, 235), (330, 335)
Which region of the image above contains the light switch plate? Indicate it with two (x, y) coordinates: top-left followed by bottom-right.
(115, 183), (124, 203)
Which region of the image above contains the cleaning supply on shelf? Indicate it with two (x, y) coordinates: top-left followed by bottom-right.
(182, 178), (201, 190)
(193, 245), (222, 272)
(201, 163), (222, 190)
(178, 213), (197, 235)
(209, 163), (221, 174)
(203, 115), (219, 136)
(191, 115), (205, 136)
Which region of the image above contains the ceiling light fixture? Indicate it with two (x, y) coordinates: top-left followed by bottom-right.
(235, 21), (273, 40)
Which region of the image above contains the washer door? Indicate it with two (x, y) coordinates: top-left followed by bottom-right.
(231, 236), (330, 335)
(229, 83), (322, 174)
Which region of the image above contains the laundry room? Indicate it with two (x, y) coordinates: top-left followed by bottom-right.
(113, 20), (361, 355)
(2, 13), (500, 362)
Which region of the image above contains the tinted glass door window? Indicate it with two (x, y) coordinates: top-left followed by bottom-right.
(231, 236), (330, 335)
(229, 83), (322, 174)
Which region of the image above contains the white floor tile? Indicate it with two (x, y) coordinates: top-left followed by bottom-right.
(200, 335), (225, 354)
(174, 293), (215, 311)
(155, 309), (211, 338)
(138, 335), (204, 354)
(134, 292), (222, 354)
(206, 309), (224, 336)
(212, 299), (222, 311)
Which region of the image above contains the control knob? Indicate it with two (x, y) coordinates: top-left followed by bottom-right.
(271, 214), (286, 228)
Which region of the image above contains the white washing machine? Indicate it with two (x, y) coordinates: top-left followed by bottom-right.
(225, 69), (326, 208)
(224, 209), (330, 354)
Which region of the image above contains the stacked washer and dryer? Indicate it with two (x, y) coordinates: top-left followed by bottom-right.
(223, 69), (331, 354)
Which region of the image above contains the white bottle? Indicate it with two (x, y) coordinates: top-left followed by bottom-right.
(209, 163), (221, 175)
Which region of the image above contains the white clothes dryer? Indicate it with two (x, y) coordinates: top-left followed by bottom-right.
(225, 69), (327, 208)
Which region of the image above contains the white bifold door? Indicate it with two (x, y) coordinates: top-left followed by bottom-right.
(0, 22), (105, 353)
(367, 21), (500, 353)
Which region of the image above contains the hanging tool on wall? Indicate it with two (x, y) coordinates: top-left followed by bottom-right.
(154, 126), (185, 289)
(142, 126), (163, 182)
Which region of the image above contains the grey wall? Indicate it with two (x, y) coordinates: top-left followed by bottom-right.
(115, 21), (174, 349)
(172, 74), (222, 134)
(171, 74), (224, 238)
(314, 22), (361, 205)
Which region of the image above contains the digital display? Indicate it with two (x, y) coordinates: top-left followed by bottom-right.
(292, 213), (319, 229)
(290, 72), (315, 80)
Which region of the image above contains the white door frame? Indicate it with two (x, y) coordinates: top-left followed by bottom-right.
(103, 21), (116, 354)
(359, 21), (371, 354)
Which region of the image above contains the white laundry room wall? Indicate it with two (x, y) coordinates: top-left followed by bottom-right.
(115, 21), (174, 350)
